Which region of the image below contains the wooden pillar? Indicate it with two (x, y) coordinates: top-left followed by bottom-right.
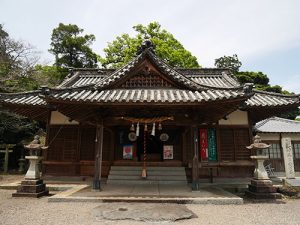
(92, 121), (104, 191)
(192, 126), (200, 191)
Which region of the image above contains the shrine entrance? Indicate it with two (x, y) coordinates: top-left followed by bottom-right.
(116, 122), (183, 164)
(136, 132), (163, 162)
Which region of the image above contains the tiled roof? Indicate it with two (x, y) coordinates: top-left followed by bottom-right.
(47, 88), (246, 104)
(0, 40), (298, 109)
(57, 68), (240, 89)
(94, 50), (208, 91)
(1, 88), (298, 108)
(57, 69), (115, 88)
(188, 74), (239, 88)
(245, 90), (299, 107)
(0, 90), (46, 106)
(255, 117), (300, 133)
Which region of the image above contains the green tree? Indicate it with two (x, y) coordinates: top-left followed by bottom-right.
(100, 22), (200, 69)
(0, 24), (39, 92)
(0, 110), (39, 144)
(235, 71), (269, 86)
(49, 23), (98, 68)
(32, 65), (67, 87)
(214, 54), (299, 119)
(214, 54), (242, 73)
(0, 25), (42, 147)
(214, 54), (291, 94)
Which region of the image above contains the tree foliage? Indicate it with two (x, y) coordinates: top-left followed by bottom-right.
(49, 23), (98, 68)
(215, 54), (299, 119)
(235, 71), (269, 86)
(214, 54), (291, 94)
(0, 25), (46, 146)
(214, 54), (242, 73)
(0, 24), (40, 92)
(0, 110), (39, 144)
(100, 22), (200, 69)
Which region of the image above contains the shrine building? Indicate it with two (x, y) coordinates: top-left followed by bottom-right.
(1, 40), (299, 188)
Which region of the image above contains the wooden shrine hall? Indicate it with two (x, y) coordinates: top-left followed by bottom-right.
(1, 40), (299, 189)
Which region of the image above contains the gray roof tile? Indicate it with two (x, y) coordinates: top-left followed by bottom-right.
(255, 117), (300, 133)
(45, 88), (246, 104)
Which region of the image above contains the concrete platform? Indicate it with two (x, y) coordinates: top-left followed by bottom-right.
(48, 183), (243, 205)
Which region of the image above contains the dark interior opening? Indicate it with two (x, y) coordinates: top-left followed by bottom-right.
(137, 131), (163, 161)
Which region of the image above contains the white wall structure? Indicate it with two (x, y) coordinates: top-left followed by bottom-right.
(218, 110), (248, 125)
(50, 111), (79, 125)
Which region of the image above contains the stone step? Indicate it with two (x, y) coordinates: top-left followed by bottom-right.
(108, 175), (187, 181)
(109, 170), (186, 176)
(248, 184), (277, 193)
(17, 184), (46, 193)
(107, 180), (188, 185)
(110, 166), (185, 171)
(12, 190), (49, 198)
(245, 190), (282, 199)
(107, 166), (187, 185)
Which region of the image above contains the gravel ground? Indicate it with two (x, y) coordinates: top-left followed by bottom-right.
(0, 175), (23, 184)
(1, 189), (300, 225)
(1, 175), (300, 225)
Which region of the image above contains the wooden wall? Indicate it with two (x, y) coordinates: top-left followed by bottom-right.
(183, 125), (253, 180)
(43, 123), (253, 179)
(43, 125), (113, 177)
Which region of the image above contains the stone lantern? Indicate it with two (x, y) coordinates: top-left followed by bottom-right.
(245, 135), (281, 199)
(12, 135), (49, 198)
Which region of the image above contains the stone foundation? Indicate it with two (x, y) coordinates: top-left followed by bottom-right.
(12, 179), (49, 198)
(245, 179), (281, 199)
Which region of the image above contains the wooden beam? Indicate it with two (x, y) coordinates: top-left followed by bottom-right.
(192, 126), (200, 190)
(92, 121), (104, 190)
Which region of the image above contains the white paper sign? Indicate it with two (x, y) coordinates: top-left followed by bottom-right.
(281, 137), (295, 179)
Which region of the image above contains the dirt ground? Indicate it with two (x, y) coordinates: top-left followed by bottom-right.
(1, 175), (300, 225)
(0, 174), (23, 184)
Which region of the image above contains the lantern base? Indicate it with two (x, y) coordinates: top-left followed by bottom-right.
(12, 179), (48, 198)
(245, 179), (281, 199)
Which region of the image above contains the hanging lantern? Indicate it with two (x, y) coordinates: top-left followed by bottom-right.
(130, 123), (135, 131)
(136, 123), (140, 137)
(151, 123), (155, 136)
(158, 123), (162, 130)
(144, 124), (148, 132)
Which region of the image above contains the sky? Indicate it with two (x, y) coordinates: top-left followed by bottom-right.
(1, 0), (300, 93)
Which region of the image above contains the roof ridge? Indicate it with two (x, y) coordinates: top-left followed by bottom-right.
(175, 68), (232, 71)
(254, 89), (299, 98)
(272, 116), (300, 124)
(57, 71), (80, 88)
(0, 89), (42, 97)
(148, 51), (244, 91)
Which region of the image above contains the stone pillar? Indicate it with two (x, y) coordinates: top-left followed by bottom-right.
(25, 156), (42, 179)
(251, 155), (269, 180)
(0, 144), (14, 173)
(281, 137), (295, 179)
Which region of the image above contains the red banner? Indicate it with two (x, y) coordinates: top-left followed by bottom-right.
(199, 129), (208, 161)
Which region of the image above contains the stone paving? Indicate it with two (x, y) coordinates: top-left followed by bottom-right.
(50, 183), (243, 204)
(92, 203), (194, 222)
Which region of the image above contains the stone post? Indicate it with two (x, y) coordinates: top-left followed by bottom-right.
(281, 137), (295, 179)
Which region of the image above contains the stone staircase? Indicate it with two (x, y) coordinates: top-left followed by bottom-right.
(107, 166), (187, 184)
